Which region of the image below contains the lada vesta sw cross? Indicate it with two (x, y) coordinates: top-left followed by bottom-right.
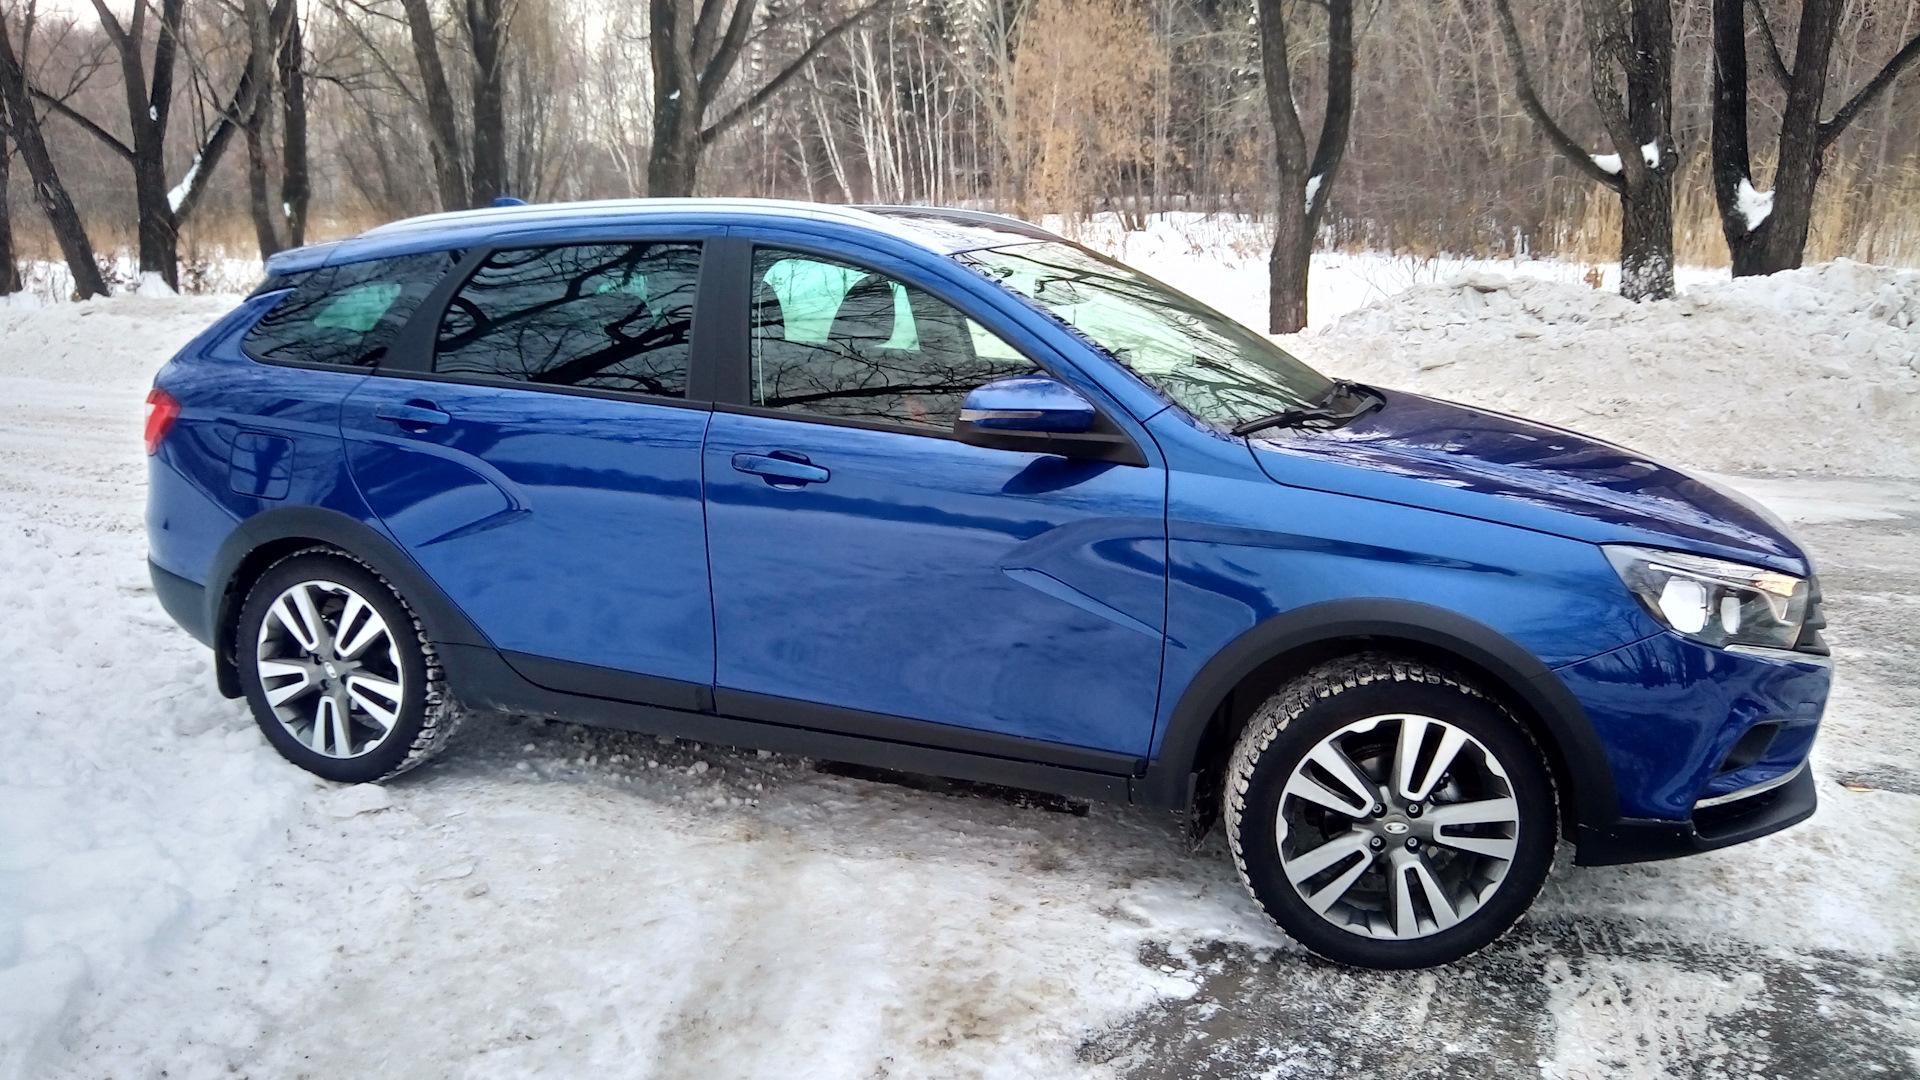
(145, 200), (1830, 968)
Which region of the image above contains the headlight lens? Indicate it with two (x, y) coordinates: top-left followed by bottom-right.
(1602, 545), (1809, 650)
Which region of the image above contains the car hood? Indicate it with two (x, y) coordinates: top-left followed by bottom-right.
(1247, 389), (1809, 574)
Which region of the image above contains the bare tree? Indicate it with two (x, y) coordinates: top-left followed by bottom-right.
(1257, 0), (1354, 333)
(646, 0), (891, 196)
(1493, 0), (1677, 300)
(0, 120), (19, 294)
(0, 4), (106, 298)
(1713, 0), (1920, 276)
(30, 0), (288, 287)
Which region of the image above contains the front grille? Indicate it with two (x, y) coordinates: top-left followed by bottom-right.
(1795, 576), (1829, 656)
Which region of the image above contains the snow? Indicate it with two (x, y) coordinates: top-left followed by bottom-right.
(4, 244), (1920, 1075)
(1056, 216), (1920, 477)
(1288, 260), (1920, 478)
(1588, 142), (1660, 176)
(166, 155), (203, 214)
(1738, 176), (1775, 231)
(1303, 173), (1322, 213)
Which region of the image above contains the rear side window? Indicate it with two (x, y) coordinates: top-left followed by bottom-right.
(433, 242), (702, 398)
(243, 251), (461, 368)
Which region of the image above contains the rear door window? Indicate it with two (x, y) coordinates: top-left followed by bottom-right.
(243, 251), (461, 368)
(433, 242), (702, 398)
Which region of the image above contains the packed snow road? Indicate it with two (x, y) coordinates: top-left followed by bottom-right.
(3, 276), (1919, 1079)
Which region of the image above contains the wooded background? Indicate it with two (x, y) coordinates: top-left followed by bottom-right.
(4, 0), (1920, 295)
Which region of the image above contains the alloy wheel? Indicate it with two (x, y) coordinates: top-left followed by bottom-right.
(1276, 713), (1522, 940)
(254, 579), (408, 759)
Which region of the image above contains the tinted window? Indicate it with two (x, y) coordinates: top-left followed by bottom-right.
(434, 243), (701, 397)
(243, 251), (460, 368)
(751, 249), (1038, 429)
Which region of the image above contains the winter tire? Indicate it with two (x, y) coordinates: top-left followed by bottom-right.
(1226, 654), (1557, 969)
(237, 549), (462, 784)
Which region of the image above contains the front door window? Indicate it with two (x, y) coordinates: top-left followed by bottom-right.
(750, 249), (1037, 429)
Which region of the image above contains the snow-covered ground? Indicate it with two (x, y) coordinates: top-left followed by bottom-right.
(4, 244), (1920, 1078)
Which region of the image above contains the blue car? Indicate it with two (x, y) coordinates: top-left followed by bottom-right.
(145, 200), (1830, 968)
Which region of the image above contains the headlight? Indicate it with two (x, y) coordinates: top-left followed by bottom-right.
(1602, 544), (1809, 650)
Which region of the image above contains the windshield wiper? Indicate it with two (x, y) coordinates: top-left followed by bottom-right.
(1230, 380), (1381, 438)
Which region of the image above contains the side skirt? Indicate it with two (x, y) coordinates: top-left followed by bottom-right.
(440, 643), (1136, 806)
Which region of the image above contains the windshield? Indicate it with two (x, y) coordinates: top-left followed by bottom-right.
(959, 241), (1333, 429)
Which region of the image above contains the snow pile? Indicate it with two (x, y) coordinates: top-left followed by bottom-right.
(0, 295), (304, 1077)
(1289, 260), (1920, 477)
(1068, 211), (1726, 332)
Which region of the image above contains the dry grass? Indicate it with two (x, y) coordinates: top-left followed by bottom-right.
(1558, 154), (1920, 270)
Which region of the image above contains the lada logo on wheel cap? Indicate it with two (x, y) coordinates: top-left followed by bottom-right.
(323, 662), (340, 679)
(1383, 821), (1410, 835)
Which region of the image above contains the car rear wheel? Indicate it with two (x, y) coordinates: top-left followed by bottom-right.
(1225, 654), (1556, 969)
(237, 550), (462, 783)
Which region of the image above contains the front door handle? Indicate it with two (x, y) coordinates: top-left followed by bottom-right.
(731, 451), (830, 486)
(373, 401), (451, 432)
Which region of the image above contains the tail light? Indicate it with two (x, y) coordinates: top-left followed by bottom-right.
(145, 388), (180, 455)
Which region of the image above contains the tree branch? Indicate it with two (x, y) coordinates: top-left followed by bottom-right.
(1746, 0), (1791, 89)
(28, 85), (133, 159)
(1490, 0), (1625, 190)
(1255, 0), (1306, 175)
(699, 0), (890, 145)
(1304, 0), (1354, 225)
(697, 0), (757, 101)
(173, 0), (295, 223)
(1820, 29), (1920, 150)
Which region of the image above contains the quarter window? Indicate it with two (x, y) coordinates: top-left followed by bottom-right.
(750, 249), (1039, 429)
(243, 251), (460, 368)
(435, 242), (702, 397)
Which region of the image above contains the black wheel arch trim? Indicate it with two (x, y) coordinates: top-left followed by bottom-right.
(205, 505), (492, 698)
(1135, 598), (1621, 838)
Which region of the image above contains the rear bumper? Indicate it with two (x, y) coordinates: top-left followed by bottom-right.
(1573, 762), (1817, 866)
(150, 558), (213, 647)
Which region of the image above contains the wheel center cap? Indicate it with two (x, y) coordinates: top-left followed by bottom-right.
(323, 662), (340, 680)
(1383, 820), (1410, 835)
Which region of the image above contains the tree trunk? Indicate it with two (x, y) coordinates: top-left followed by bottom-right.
(0, 18), (106, 299)
(245, 105), (282, 258)
(1619, 170), (1674, 299)
(110, 0), (185, 288)
(1259, 0), (1353, 333)
(400, 0), (470, 211)
(1713, 0), (1838, 276)
(1267, 166), (1311, 334)
(465, 0), (508, 204)
(279, 7), (308, 246)
(645, 0), (705, 198)
(1618, 0), (1675, 300)
(244, 0), (281, 258)
(1710, 0), (1765, 274)
(0, 127), (21, 295)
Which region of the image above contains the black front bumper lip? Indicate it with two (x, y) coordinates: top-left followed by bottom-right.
(1574, 765), (1818, 867)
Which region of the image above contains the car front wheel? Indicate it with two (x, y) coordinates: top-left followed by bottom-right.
(237, 549), (461, 783)
(1226, 654), (1557, 969)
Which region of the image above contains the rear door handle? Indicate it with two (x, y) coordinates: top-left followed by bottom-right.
(373, 401), (451, 431)
(731, 451), (830, 486)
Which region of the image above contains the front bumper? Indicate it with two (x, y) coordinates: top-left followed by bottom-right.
(1575, 763), (1817, 866)
(1555, 631), (1830, 864)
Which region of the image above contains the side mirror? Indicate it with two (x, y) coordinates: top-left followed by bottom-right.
(954, 375), (1146, 465)
(957, 374), (1097, 434)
